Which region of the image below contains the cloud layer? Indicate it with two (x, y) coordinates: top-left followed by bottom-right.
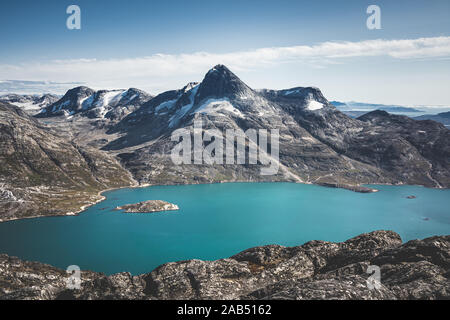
(1, 36), (449, 94)
(0, 80), (85, 95)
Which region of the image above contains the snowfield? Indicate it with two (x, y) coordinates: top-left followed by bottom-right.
(193, 98), (243, 117)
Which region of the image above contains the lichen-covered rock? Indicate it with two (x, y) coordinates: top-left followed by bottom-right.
(0, 231), (448, 300)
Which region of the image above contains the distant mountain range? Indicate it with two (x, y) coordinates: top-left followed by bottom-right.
(330, 101), (422, 113)
(414, 111), (450, 127)
(330, 101), (450, 127)
(0, 93), (60, 114)
(0, 64), (449, 222)
(36, 87), (152, 121)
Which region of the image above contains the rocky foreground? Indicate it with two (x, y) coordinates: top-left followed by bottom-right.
(0, 231), (448, 300)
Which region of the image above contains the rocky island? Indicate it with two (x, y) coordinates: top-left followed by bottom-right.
(115, 200), (179, 213)
(0, 231), (448, 300)
(317, 183), (379, 193)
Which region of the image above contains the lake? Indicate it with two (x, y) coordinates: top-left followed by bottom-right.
(0, 183), (449, 275)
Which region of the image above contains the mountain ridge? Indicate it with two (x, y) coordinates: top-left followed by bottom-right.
(36, 86), (152, 121)
(414, 111), (450, 127)
(0, 93), (60, 114)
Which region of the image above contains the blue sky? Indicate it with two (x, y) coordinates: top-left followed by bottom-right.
(1, 0), (450, 105)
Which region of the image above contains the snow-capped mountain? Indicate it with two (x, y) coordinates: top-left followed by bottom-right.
(103, 65), (449, 189)
(0, 93), (60, 114)
(111, 65), (327, 138)
(37, 87), (152, 120)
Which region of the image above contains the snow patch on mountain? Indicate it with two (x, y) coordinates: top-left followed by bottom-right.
(95, 90), (127, 108)
(283, 89), (301, 96)
(0, 94), (60, 114)
(168, 86), (199, 128)
(53, 100), (70, 112)
(194, 98), (243, 117)
(81, 95), (94, 110)
(6, 101), (40, 111)
(155, 99), (177, 114)
(307, 100), (324, 111)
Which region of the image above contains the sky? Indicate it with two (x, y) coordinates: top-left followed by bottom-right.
(1, 0), (450, 105)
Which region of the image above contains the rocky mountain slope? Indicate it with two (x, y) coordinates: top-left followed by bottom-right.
(1, 231), (448, 300)
(36, 86), (152, 121)
(0, 102), (135, 221)
(100, 65), (449, 188)
(353, 111), (450, 187)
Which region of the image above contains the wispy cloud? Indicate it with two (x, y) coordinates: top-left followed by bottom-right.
(1, 36), (449, 94)
(0, 80), (85, 95)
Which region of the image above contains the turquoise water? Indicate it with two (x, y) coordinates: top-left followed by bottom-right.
(0, 183), (449, 275)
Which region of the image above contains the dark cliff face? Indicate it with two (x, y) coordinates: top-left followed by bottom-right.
(194, 64), (253, 103)
(0, 231), (448, 300)
(44, 86), (95, 116)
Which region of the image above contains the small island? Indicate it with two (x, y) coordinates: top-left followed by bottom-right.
(115, 200), (179, 213)
(318, 182), (379, 193)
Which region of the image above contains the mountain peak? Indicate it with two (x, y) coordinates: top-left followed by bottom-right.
(208, 64), (231, 74)
(194, 65), (252, 104)
(181, 82), (199, 93)
(61, 85), (95, 101)
(358, 109), (390, 120)
(66, 86), (95, 95)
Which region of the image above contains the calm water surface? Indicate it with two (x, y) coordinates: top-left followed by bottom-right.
(0, 183), (448, 275)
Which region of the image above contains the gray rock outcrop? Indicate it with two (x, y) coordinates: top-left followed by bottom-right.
(0, 231), (448, 300)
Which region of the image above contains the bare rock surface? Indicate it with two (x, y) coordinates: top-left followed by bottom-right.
(0, 231), (448, 300)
